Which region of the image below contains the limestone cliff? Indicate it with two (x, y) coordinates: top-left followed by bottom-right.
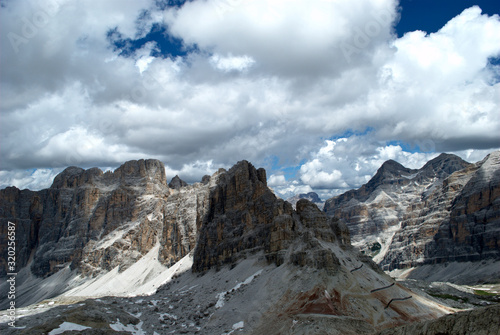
(0, 159), (215, 280)
(193, 161), (350, 273)
(1, 159), (455, 334)
(324, 152), (500, 279)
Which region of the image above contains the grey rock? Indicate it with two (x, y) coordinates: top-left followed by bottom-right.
(377, 304), (500, 335)
(0, 159), (475, 335)
(168, 175), (188, 189)
(323, 151), (500, 282)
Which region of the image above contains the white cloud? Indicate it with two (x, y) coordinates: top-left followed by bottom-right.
(269, 180), (314, 200)
(210, 54), (255, 72)
(283, 136), (441, 198)
(135, 42), (159, 74)
(1, 1), (499, 197)
(0, 168), (63, 190)
(164, 160), (219, 184)
(163, 0), (398, 76)
(267, 174), (286, 187)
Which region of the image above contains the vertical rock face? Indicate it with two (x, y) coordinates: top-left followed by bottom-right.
(193, 161), (293, 272)
(324, 152), (500, 276)
(432, 152), (500, 263)
(193, 161), (351, 273)
(0, 159), (208, 278)
(0, 187), (43, 277)
(1, 158), (457, 335)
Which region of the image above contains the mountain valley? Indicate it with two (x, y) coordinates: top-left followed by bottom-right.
(0, 153), (499, 334)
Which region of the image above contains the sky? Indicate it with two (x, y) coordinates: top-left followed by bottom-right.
(1, 0), (499, 200)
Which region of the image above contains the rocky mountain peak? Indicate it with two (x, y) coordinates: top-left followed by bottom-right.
(324, 151), (500, 282)
(227, 160), (267, 185)
(168, 175), (188, 189)
(1, 158), (462, 335)
(113, 159), (167, 186)
(379, 159), (409, 172)
(193, 160), (278, 272)
(50, 166), (103, 188)
(420, 153), (472, 179)
(360, 159), (416, 193)
(295, 198), (320, 213)
(50, 159), (168, 189)
(374, 159), (412, 178)
(193, 160), (353, 274)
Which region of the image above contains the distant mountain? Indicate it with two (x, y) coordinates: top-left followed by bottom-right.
(286, 192), (324, 210)
(0, 160), (451, 334)
(324, 152), (500, 284)
(168, 175), (188, 189)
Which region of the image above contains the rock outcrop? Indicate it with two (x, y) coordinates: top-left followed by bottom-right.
(193, 161), (349, 273)
(0, 159), (219, 308)
(324, 152), (500, 280)
(0, 159), (174, 278)
(168, 175), (188, 189)
(377, 304), (500, 335)
(0, 159), (459, 334)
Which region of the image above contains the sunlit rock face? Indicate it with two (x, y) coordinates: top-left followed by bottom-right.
(0, 159), (207, 278)
(192, 160), (352, 273)
(324, 151), (500, 273)
(1, 159), (454, 334)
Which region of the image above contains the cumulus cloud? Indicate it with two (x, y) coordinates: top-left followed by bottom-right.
(163, 0), (398, 77)
(264, 134), (445, 199)
(1, 0), (499, 199)
(0, 168), (63, 191)
(210, 54), (255, 72)
(164, 160), (219, 184)
(267, 174), (287, 187)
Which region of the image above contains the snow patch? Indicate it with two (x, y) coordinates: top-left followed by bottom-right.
(373, 222), (402, 264)
(222, 321), (245, 334)
(216, 270), (263, 309)
(48, 322), (91, 335)
(94, 221), (141, 250)
(233, 321), (244, 330)
(110, 320), (145, 334)
(63, 245), (193, 298)
(402, 172), (419, 179)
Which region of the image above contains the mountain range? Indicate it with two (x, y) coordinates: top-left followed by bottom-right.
(0, 152), (499, 334)
(324, 151), (500, 284)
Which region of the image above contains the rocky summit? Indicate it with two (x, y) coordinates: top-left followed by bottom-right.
(324, 151), (500, 284)
(0, 159), (462, 334)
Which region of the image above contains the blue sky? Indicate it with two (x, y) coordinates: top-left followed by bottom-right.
(1, 0), (499, 199)
(396, 0), (500, 35)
